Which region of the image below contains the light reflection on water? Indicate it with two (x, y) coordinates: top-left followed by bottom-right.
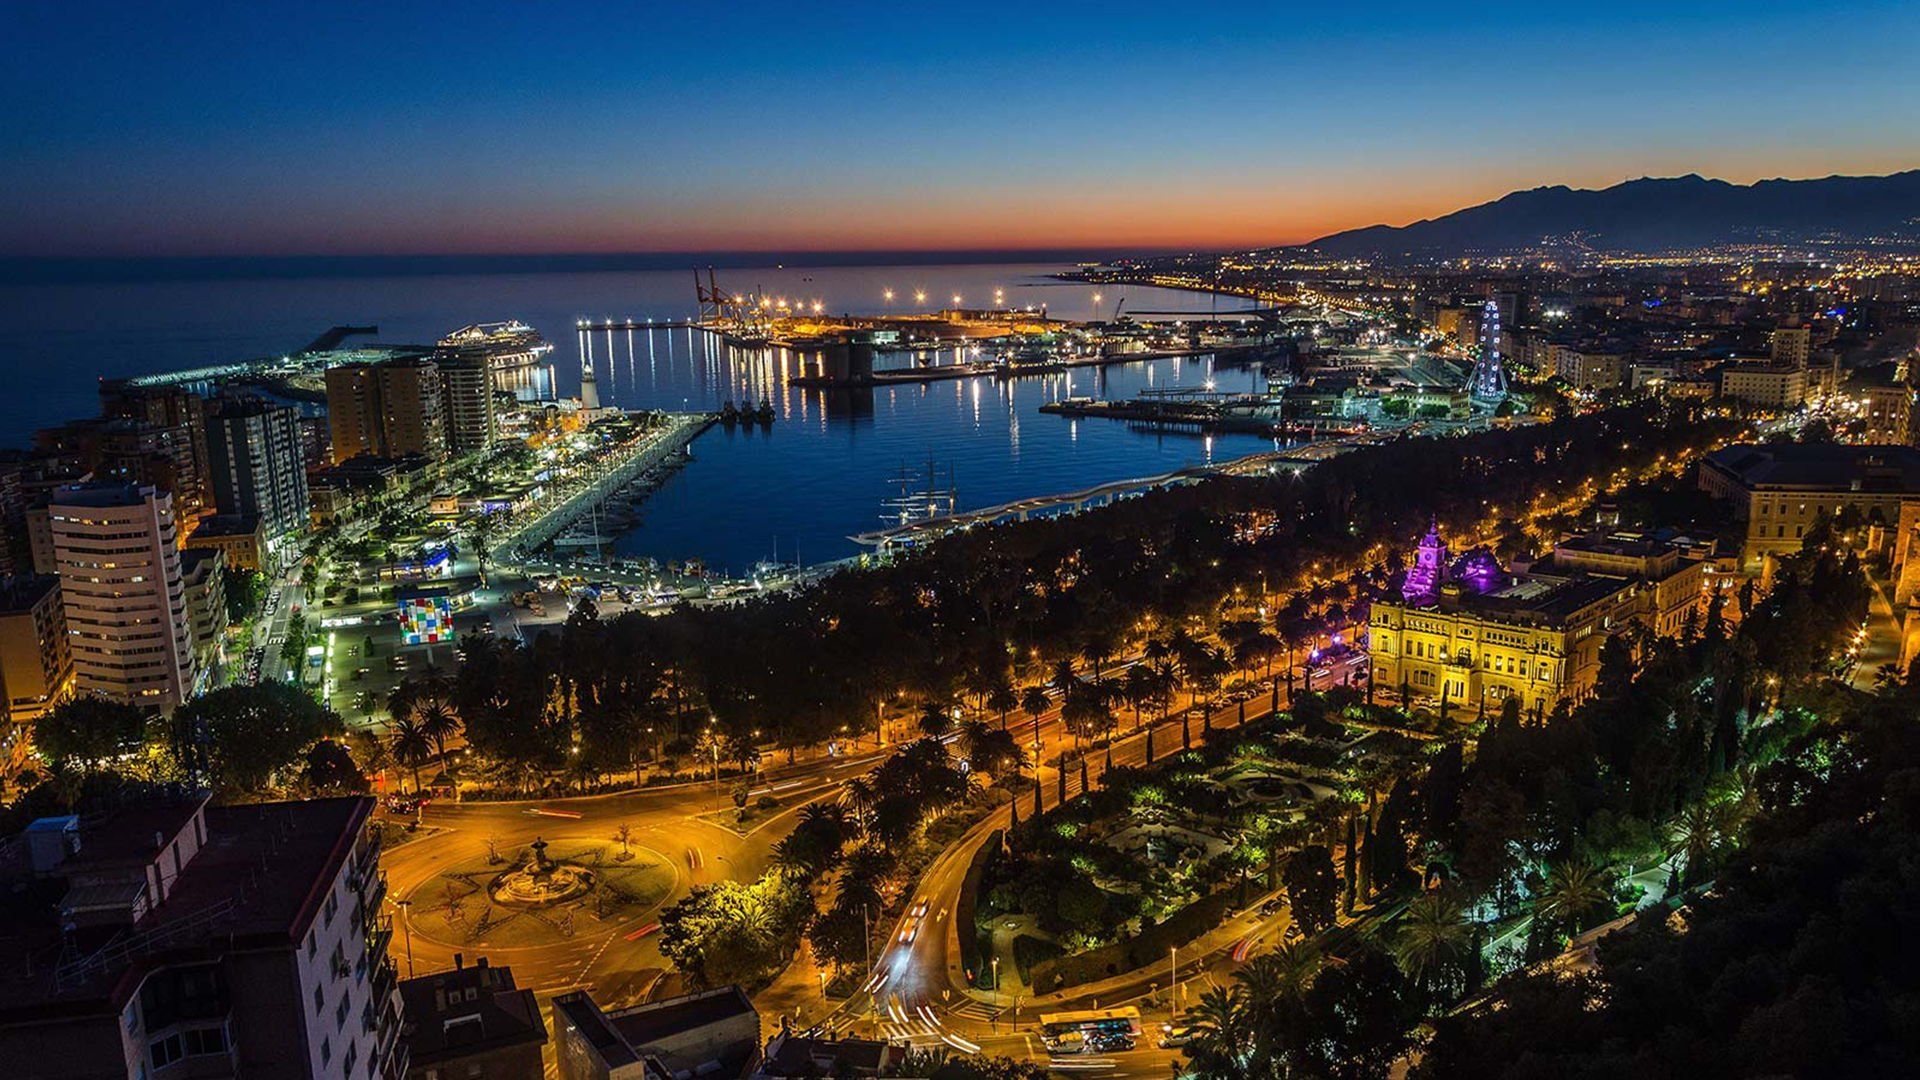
(0, 261), (1274, 571)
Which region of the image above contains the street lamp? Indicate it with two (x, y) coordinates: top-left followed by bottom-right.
(1170, 945), (1180, 1027)
(393, 897), (415, 978)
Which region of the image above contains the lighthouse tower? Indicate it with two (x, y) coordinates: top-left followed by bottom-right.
(578, 323), (602, 411)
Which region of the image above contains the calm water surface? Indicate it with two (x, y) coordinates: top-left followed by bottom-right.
(0, 262), (1276, 569)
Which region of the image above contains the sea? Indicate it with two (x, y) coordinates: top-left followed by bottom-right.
(0, 256), (1281, 571)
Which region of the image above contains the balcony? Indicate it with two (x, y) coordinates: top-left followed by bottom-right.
(360, 871), (388, 913)
(370, 954), (398, 1005)
(366, 915), (393, 964)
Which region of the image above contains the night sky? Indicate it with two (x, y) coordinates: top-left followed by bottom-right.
(6, 1), (1918, 257)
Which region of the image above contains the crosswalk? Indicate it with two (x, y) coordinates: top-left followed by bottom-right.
(947, 999), (1004, 1022)
(876, 996), (986, 1053)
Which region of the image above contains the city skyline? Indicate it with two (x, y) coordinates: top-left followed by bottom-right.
(6, 1), (1920, 257)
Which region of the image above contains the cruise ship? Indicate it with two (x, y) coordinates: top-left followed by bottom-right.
(436, 321), (556, 401)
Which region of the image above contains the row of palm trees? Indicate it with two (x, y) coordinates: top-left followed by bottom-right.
(383, 670), (461, 793)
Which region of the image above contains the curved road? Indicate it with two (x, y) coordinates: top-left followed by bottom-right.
(825, 683), (1309, 1077)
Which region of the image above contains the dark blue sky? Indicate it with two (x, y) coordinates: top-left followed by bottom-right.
(5, 1), (1917, 256)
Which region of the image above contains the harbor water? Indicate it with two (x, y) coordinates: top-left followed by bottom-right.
(0, 260), (1280, 570)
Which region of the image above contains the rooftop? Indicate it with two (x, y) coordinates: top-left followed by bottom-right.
(189, 512), (263, 539)
(56, 795), (205, 872)
(49, 481), (160, 509)
(399, 957), (547, 1068)
(0, 795), (372, 1018)
(1704, 442), (1920, 492)
(0, 573), (59, 613)
(759, 1033), (894, 1077)
(610, 984), (758, 1048)
(1395, 569), (1635, 627)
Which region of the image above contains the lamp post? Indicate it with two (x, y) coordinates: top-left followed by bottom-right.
(394, 897), (415, 978)
(1169, 945), (1179, 1027)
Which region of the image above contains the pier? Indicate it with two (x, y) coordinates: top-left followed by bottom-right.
(496, 412), (715, 562)
(849, 440), (1356, 554)
(1038, 395), (1365, 438)
(789, 343), (1271, 389)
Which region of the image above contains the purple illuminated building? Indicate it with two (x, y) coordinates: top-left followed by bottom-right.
(1401, 523), (1502, 603)
(1403, 521), (1449, 600)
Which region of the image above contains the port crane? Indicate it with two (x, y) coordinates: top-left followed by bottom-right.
(694, 266), (772, 341)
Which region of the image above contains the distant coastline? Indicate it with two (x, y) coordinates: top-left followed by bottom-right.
(0, 248), (1168, 287)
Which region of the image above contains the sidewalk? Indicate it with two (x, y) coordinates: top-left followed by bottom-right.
(1851, 575), (1902, 690)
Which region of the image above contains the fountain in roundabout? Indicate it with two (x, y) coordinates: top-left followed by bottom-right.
(489, 837), (595, 907)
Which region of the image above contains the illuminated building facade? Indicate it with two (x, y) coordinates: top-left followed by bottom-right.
(1700, 443), (1920, 570)
(1371, 528), (1659, 715)
(48, 482), (195, 711)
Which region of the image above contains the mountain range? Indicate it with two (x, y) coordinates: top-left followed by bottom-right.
(1297, 170), (1920, 258)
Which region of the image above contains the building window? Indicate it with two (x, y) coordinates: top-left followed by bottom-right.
(150, 1034), (183, 1069)
(183, 1026), (227, 1057)
(321, 1037), (332, 1066)
(314, 982), (325, 1014)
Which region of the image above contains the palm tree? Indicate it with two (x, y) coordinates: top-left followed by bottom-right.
(1124, 664), (1157, 730)
(388, 715), (433, 794)
(1669, 802), (1723, 890)
(841, 776), (879, 832)
(1535, 860), (1612, 939)
(1049, 659), (1079, 700)
(413, 696), (461, 778)
(1020, 685), (1050, 754)
(918, 699), (955, 739)
(1236, 941), (1322, 1002)
(1181, 985), (1251, 1079)
(1080, 633), (1116, 688)
(985, 680), (1020, 731)
(1395, 891), (1471, 1001)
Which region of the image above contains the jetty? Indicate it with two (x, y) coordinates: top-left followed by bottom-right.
(497, 412), (715, 562)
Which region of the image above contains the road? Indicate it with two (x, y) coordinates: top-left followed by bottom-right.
(248, 579), (305, 686)
(384, 749), (881, 1004)
(818, 684), (1311, 1078)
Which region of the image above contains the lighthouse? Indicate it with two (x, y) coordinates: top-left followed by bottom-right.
(578, 323), (601, 411)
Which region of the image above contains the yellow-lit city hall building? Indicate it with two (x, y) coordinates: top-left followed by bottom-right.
(1370, 526), (1706, 716)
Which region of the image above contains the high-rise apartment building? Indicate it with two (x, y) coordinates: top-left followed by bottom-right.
(376, 360), (446, 461)
(325, 364), (385, 464)
(325, 360), (447, 464)
(435, 354), (497, 455)
(206, 399), (310, 544)
(48, 482), (196, 711)
(100, 383), (212, 518)
(1769, 324), (1812, 367)
(0, 794), (407, 1078)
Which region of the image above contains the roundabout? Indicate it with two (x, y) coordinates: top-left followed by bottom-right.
(405, 836), (675, 949)
(491, 837), (596, 906)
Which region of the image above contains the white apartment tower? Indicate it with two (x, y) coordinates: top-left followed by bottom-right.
(49, 482), (196, 710)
